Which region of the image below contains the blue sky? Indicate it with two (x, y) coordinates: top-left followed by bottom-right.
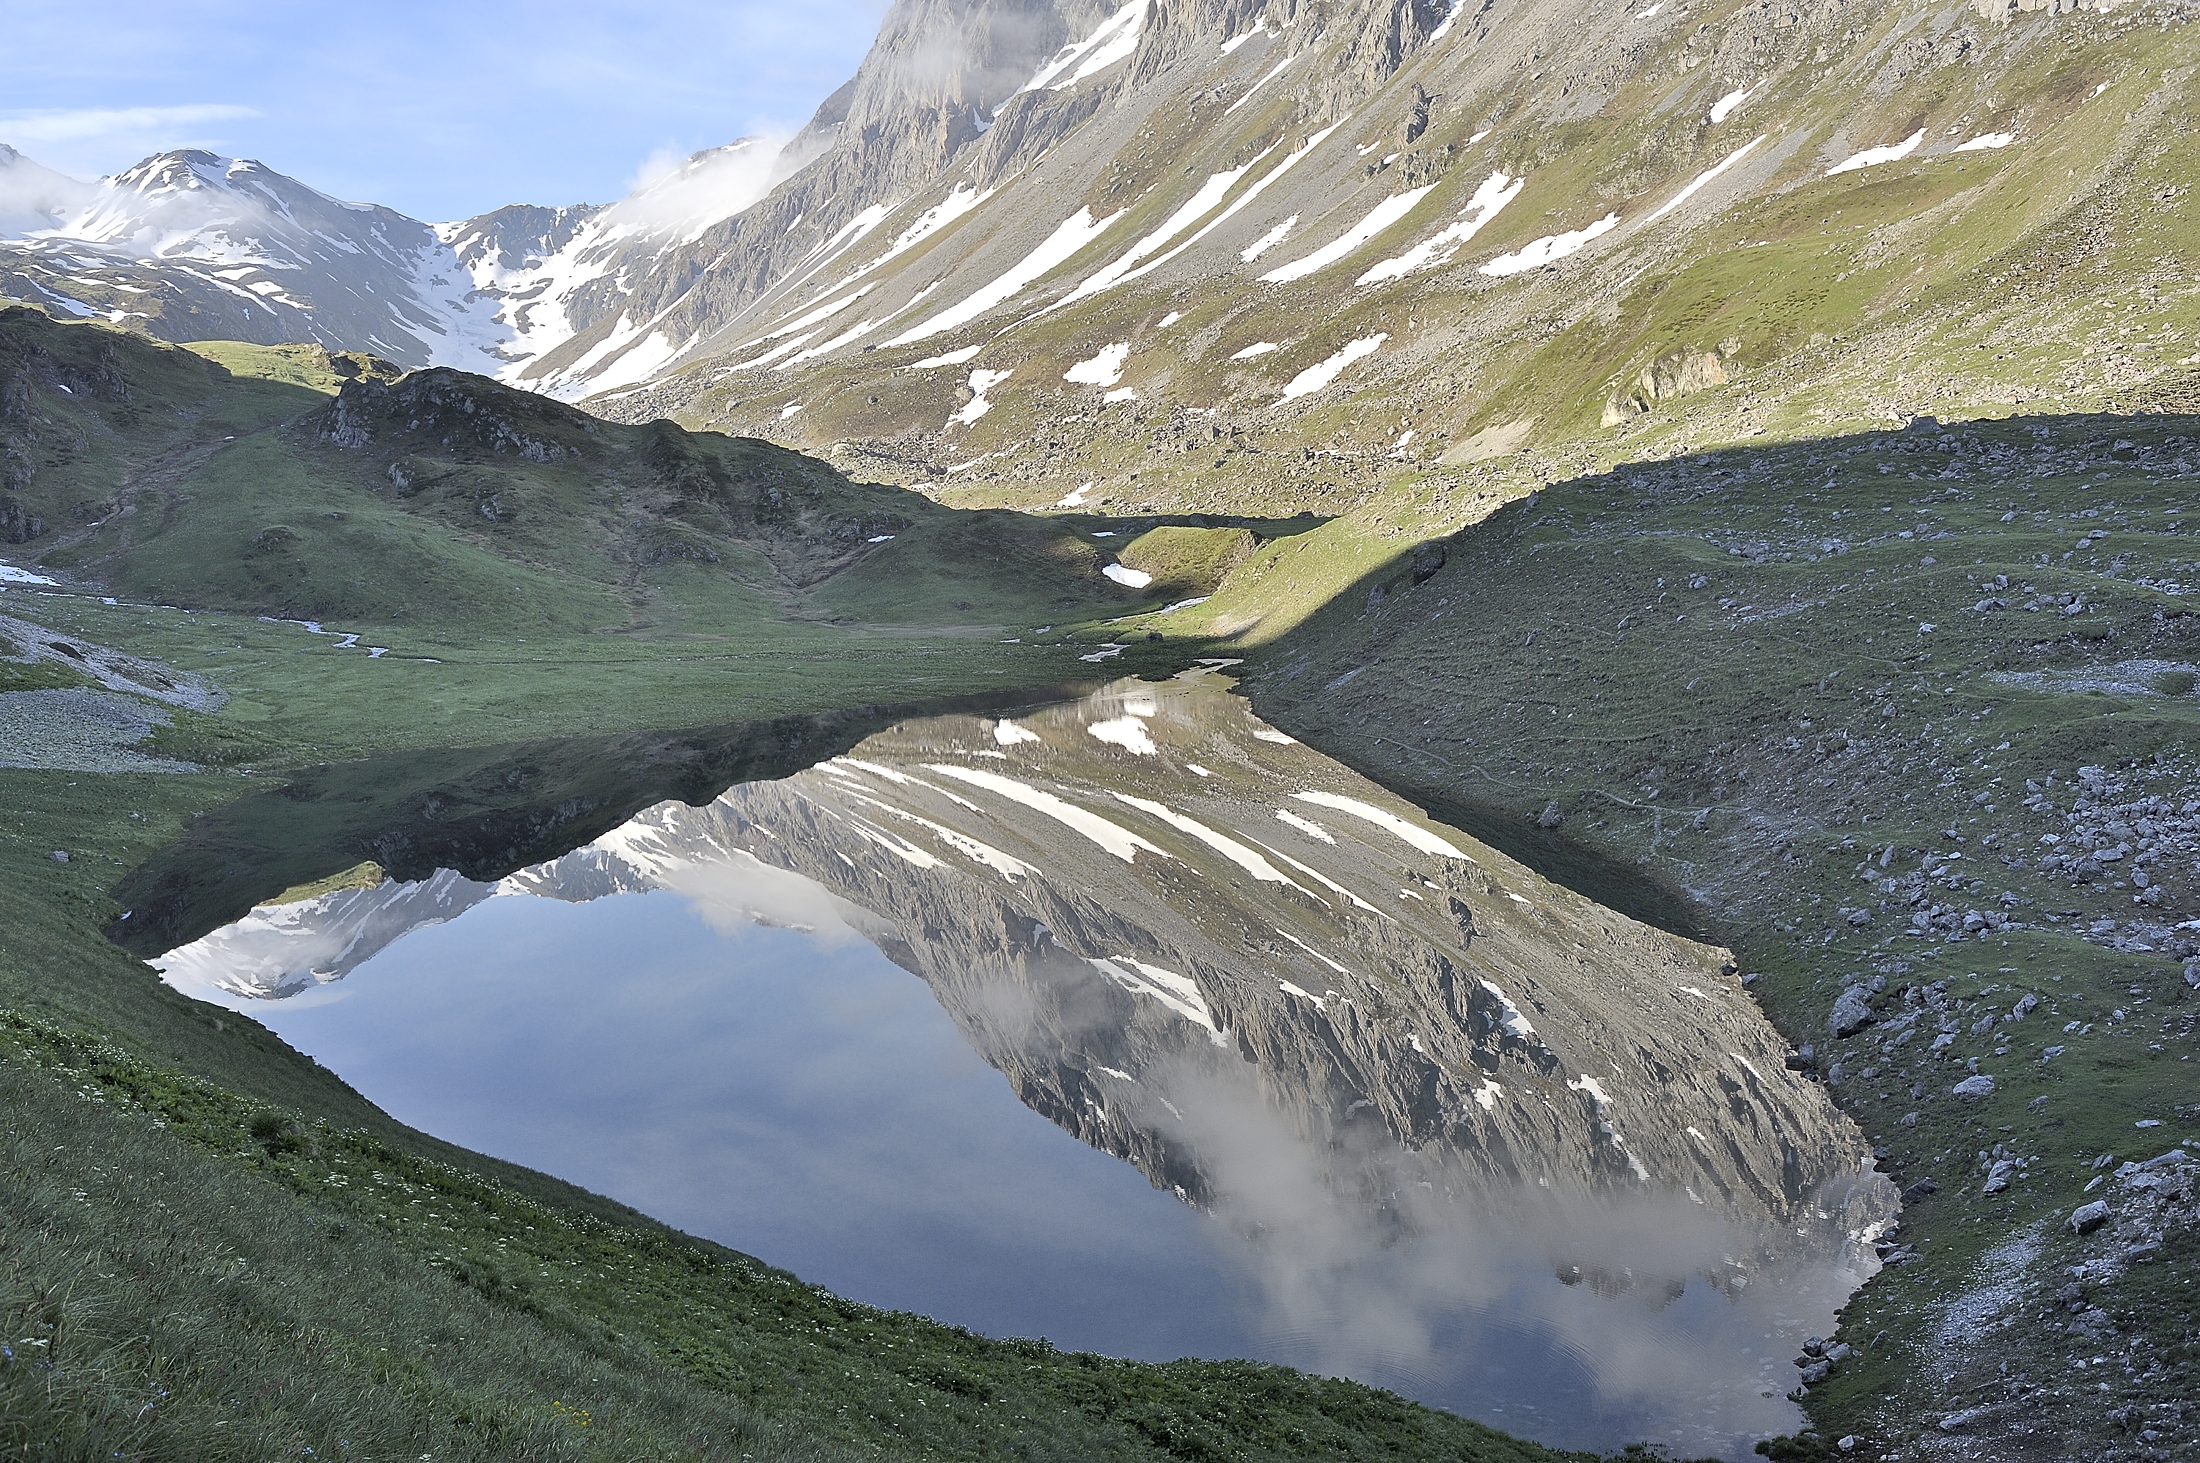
(0, 0), (890, 221)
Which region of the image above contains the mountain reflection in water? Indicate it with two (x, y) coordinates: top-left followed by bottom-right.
(155, 670), (1896, 1459)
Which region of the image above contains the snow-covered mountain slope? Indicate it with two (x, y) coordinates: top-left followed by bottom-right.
(585, 0), (2199, 515)
(434, 137), (805, 395)
(475, 0), (1129, 398)
(8, 0), (2188, 441)
(0, 148), (506, 368)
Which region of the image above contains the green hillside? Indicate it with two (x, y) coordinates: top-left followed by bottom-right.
(1, 308), (1627, 1463)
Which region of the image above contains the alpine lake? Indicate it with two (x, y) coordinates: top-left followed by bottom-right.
(145, 670), (1896, 1460)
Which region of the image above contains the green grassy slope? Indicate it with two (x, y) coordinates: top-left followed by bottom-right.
(0, 306), (1178, 640)
(3, 1014), (1589, 1463)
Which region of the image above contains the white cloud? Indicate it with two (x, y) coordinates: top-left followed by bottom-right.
(608, 133), (794, 239)
(0, 107), (261, 194)
(0, 104), (257, 148)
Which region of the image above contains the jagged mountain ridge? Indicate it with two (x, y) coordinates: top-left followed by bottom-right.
(8, 0), (2186, 464)
(0, 146), (504, 369)
(0, 134), (799, 388)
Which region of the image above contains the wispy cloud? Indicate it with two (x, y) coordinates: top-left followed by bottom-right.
(0, 103), (258, 145)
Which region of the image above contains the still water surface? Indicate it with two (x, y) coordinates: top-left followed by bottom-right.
(157, 675), (1892, 1458)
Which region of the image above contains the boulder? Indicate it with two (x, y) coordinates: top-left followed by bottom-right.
(1829, 985), (1876, 1039)
(2070, 1200), (2112, 1235)
(1953, 1074), (1996, 1099)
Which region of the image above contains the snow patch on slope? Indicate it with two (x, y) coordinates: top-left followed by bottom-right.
(1479, 213), (1620, 276)
(1291, 791), (1468, 858)
(1356, 171), (1522, 284)
(1279, 334), (1386, 400)
(1827, 130), (1924, 176)
(908, 344), (983, 368)
(1064, 341), (1130, 387)
(1056, 155), (1272, 307)
(1646, 136), (1765, 223)
(1016, 2), (1145, 95)
(1261, 187), (1436, 283)
(1708, 87), (1753, 125)
(1225, 52), (1299, 116)
(949, 368), (1013, 426)
(924, 764), (1169, 864)
(885, 207), (1122, 346)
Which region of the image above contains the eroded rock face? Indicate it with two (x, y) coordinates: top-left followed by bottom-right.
(1603, 350), (1732, 426)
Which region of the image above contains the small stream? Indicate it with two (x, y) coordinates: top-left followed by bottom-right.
(151, 670), (1895, 1459)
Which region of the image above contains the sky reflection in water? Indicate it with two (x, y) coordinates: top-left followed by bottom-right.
(160, 678), (1892, 1458)
(195, 861), (1849, 1459)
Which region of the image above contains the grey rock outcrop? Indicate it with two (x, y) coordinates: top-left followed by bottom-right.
(1829, 984), (1876, 1039)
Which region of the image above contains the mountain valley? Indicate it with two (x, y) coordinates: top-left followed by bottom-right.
(6, 0), (2200, 1458)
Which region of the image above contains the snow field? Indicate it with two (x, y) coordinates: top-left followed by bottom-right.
(1015, 1), (1145, 96)
(923, 763), (1167, 864)
(1220, 22), (1274, 53)
(778, 318), (879, 369)
(1708, 86), (1753, 125)
(1826, 130), (1924, 176)
(1055, 155), (1272, 308)
(948, 368), (1013, 426)
(1478, 213), (1619, 276)
(1087, 957), (1223, 1041)
(1063, 341), (1130, 387)
(1087, 716), (1158, 754)
(907, 344), (982, 369)
(1279, 334), (1386, 400)
(1646, 136), (1766, 223)
(1355, 170), (1523, 284)
(727, 332), (816, 371)
(1116, 125), (1340, 284)
(885, 207), (1123, 346)
(831, 184), (993, 293)
(1479, 981), (1539, 1039)
(1229, 341), (1280, 360)
(1261, 186), (1437, 284)
(1108, 792), (1312, 894)
(1290, 790), (1467, 858)
(1224, 53), (1299, 116)
(758, 282), (875, 344)
(1953, 133), (2017, 152)
(1102, 563), (1153, 588)
(1239, 217), (1296, 262)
